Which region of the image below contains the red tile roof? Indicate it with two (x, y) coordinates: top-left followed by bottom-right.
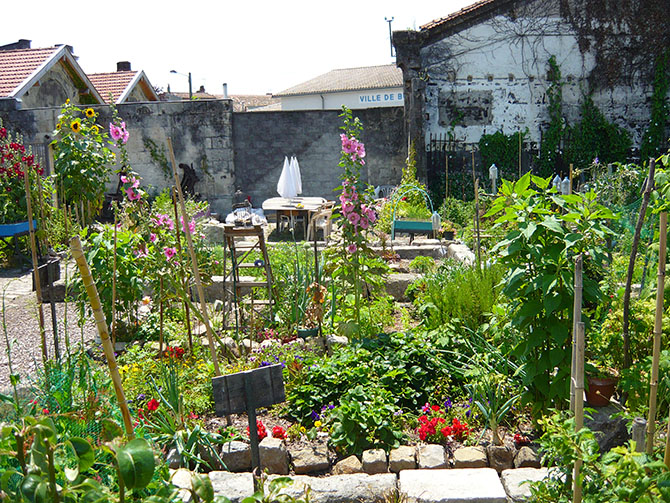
(88, 71), (137, 104)
(0, 47), (60, 97)
(420, 0), (497, 30)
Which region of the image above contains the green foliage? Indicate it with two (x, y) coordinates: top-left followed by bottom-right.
(406, 261), (504, 330)
(408, 256), (436, 274)
(641, 50), (670, 163)
(478, 130), (526, 182)
(486, 173), (616, 412)
(438, 196), (475, 229)
(530, 411), (670, 502)
(566, 94), (632, 172)
(143, 137), (172, 180)
(620, 349), (670, 419)
(51, 102), (116, 220)
(287, 331), (452, 425)
(538, 56), (564, 177)
(241, 474), (310, 503)
(328, 385), (404, 456)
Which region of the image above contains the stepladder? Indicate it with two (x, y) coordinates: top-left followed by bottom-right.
(221, 224), (274, 329)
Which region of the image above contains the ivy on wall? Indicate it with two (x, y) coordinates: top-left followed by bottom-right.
(640, 49), (670, 162)
(538, 56), (563, 177)
(478, 130), (527, 181)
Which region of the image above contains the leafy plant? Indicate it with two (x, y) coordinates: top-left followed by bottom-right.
(486, 173), (616, 412)
(408, 256), (436, 274)
(328, 384), (405, 456)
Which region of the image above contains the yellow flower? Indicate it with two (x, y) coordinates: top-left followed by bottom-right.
(65, 99), (70, 104)
(91, 125), (99, 135)
(300, 426), (306, 433)
(55, 122), (61, 130)
(71, 120), (81, 133)
(314, 420), (322, 428)
(85, 108), (95, 118)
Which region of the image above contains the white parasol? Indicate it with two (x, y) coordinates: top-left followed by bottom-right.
(277, 155), (302, 198)
(290, 156), (302, 196)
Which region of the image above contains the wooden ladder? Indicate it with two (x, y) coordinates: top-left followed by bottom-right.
(222, 224), (274, 328)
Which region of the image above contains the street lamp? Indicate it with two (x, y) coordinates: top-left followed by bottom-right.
(170, 69), (192, 100)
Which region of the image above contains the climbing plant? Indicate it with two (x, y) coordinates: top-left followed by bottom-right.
(641, 50), (670, 163)
(538, 56), (564, 178)
(479, 130), (527, 181)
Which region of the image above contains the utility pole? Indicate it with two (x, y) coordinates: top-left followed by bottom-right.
(385, 17), (395, 58)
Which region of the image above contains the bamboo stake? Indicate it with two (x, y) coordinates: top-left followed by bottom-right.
(111, 209), (118, 346)
(172, 188), (193, 351)
(445, 154), (449, 200)
(518, 130), (522, 178)
(71, 236), (134, 438)
(647, 211), (667, 454)
(24, 172), (48, 365)
(166, 138), (221, 375)
(569, 164), (573, 195)
(159, 277), (164, 356)
(572, 321), (585, 503)
(570, 254), (583, 413)
(474, 178), (481, 270)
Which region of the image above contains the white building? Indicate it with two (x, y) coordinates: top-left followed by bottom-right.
(274, 64), (403, 111)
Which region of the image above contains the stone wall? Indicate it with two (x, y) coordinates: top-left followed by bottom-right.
(232, 107), (406, 206)
(0, 99), (235, 215)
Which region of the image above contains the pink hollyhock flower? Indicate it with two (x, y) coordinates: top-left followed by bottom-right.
(120, 175), (129, 184)
(180, 216), (196, 233)
(109, 123), (122, 141)
(346, 243), (357, 254)
(341, 201), (354, 215)
(359, 217), (369, 230)
(348, 212), (360, 226)
(126, 188), (141, 201)
(150, 233), (157, 243)
(164, 247), (177, 260)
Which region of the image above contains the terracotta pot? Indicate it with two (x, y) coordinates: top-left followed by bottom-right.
(585, 375), (617, 407)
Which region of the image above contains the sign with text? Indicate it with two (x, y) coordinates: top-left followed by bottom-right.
(212, 364), (285, 416)
(358, 92), (403, 104)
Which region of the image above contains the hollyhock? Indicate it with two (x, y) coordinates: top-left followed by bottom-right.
(164, 247), (177, 260)
(346, 243), (357, 254)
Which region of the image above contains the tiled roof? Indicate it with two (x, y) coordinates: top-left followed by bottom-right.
(274, 64), (402, 97)
(230, 94), (279, 112)
(420, 0), (505, 32)
(0, 47), (59, 97)
(88, 71), (137, 104)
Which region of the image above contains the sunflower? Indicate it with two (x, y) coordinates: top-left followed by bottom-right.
(91, 125), (99, 135)
(71, 120), (81, 133)
(85, 108), (95, 118)
(55, 122), (61, 130)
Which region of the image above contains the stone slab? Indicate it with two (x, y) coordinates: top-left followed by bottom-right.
(417, 444), (447, 469)
(292, 444), (330, 474)
(273, 473), (397, 503)
(453, 446), (488, 469)
(362, 448), (388, 474)
(390, 445), (417, 472)
(501, 468), (549, 502)
(208, 472), (254, 503)
(399, 468), (507, 503)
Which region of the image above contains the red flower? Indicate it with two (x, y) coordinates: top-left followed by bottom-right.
(146, 399), (159, 411)
(431, 405), (440, 412)
(272, 425), (286, 439)
(246, 419), (267, 441)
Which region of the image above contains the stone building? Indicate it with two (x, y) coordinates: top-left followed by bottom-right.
(393, 0), (670, 182)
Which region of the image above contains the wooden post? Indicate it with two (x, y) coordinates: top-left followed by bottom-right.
(518, 131), (522, 178)
(24, 172), (48, 365)
(647, 210), (667, 454)
(159, 277), (164, 356)
(474, 179), (481, 270)
(445, 154), (449, 200)
(172, 188), (193, 351)
(70, 236), (134, 438)
(569, 164), (573, 195)
(111, 209), (118, 346)
(632, 417), (646, 453)
(572, 321), (585, 503)
(167, 138), (221, 376)
(570, 254), (583, 413)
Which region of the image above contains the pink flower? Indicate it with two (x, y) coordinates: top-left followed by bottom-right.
(126, 187), (141, 201)
(359, 217), (369, 230)
(109, 123), (122, 141)
(341, 201), (354, 215)
(180, 216), (196, 234)
(348, 212), (360, 226)
(120, 175), (129, 184)
(346, 243), (357, 254)
(164, 247), (177, 260)
(150, 233), (157, 243)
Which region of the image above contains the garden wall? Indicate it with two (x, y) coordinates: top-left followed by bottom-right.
(0, 99), (236, 215)
(0, 100), (406, 215)
(232, 107), (406, 206)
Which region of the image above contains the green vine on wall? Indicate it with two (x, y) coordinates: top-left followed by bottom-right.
(479, 130), (527, 181)
(143, 138), (171, 180)
(538, 55), (563, 177)
(641, 50), (670, 163)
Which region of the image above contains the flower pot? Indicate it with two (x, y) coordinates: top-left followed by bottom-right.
(297, 327), (319, 339)
(586, 376), (617, 407)
(443, 230), (455, 241)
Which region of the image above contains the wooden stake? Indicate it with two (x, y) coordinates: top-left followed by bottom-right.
(24, 172), (48, 365)
(572, 321), (585, 503)
(70, 236), (134, 438)
(518, 131), (522, 178)
(111, 210), (118, 346)
(166, 138), (221, 376)
(159, 277), (164, 356)
(570, 254), (583, 413)
(474, 179), (481, 270)
(172, 188), (193, 351)
(445, 154), (449, 199)
(647, 210), (667, 454)
(569, 164), (573, 195)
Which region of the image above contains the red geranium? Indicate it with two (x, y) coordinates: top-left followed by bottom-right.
(272, 425), (286, 439)
(246, 419), (267, 441)
(146, 398), (159, 412)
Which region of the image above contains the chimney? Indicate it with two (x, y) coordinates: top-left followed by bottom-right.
(223, 83), (228, 99)
(198, 85), (205, 93)
(117, 61), (131, 72)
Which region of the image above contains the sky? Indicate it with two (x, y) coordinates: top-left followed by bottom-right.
(8, 0), (475, 96)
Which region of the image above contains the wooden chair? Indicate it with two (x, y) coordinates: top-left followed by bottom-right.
(307, 201), (334, 242)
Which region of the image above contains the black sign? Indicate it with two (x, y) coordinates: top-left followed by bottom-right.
(212, 364), (285, 416)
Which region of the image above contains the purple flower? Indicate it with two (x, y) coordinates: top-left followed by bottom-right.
(310, 410), (321, 421)
(261, 360), (270, 367)
(137, 393), (146, 401)
(444, 398), (452, 409)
